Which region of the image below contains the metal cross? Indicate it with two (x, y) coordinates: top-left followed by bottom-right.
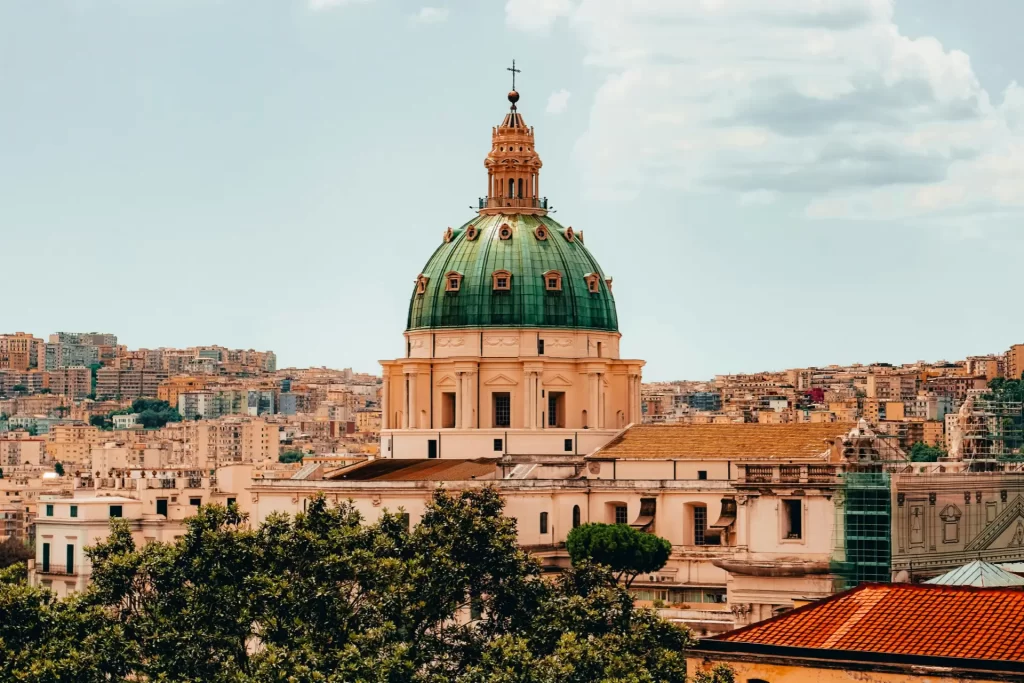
(507, 59), (521, 90)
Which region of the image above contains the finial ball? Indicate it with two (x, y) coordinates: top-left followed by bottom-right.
(508, 90), (520, 105)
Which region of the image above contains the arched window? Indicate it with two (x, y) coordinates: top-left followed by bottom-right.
(540, 512), (549, 534)
(492, 270), (511, 291)
(508, 178), (515, 198)
(518, 178), (523, 198)
(572, 505), (581, 529)
(582, 409), (589, 429)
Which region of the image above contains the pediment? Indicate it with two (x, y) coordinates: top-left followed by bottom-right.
(966, 495), (1024, 552)
(484, 373), (519, 387)
(543, 374), (573, 387)
(436, 375), (457, 387)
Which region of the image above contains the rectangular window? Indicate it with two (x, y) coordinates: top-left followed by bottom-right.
(156, 498), (168, 517)
(493, 438), (503, 452)
(46, 504), (53, 517)
(399, 512), (410, 531)
(70, 505), (77, 518)
(227, 498), (236, 508)
(42, 542), (50, 573)
(694, 506), (707, 546)
(189, 498), (201, 507)
(538, 338), (545, 355)
(783, 499), (803, 539)
(493, 392), (511, 428)
(427, 439), (438, 459)
(548, 392), (565, 428)
(66, 544), (74, 575)
(109, 505), (122, 518)
(564, 438), (573, 452)
(697, 470), (707, 480)
(441, 392), (456, 428)
(615, 505), (628, 525)
(540, 512), (548, 534)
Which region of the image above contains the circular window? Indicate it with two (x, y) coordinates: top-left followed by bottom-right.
(499, 224), (512, 240)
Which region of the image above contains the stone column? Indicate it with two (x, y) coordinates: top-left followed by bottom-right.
(461, 370), (475, 429)
(455, 372), (463, 429)
(523, 371), (533, 430)
(402, 374), (410, 429)
(408, 372), (418, 429)
(598, 374), (605, 428)
(381, 375), (390, 430)
(588, 373), (599, 428)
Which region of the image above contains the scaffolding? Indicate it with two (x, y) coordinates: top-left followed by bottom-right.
(956, 397), (1024, 465)
(831, 470), (892, 590)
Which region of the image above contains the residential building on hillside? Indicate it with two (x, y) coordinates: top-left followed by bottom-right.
(47, 367), (92, 400)
(95, 368), (167, 400)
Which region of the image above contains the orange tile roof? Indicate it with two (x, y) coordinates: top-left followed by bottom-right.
(717, 583), (1024, 661)
(589, 423), (854, 460)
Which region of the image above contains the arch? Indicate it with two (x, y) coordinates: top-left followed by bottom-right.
(581, 409), (589, 429)
(518, 177), (523, 198)
(508, 178), (515, 198)
(572, 505), (581, 529)
(617, 410), (625, 428)
(539, 511), (548, 534)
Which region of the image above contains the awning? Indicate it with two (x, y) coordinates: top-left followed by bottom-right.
(709, 498), (737, 530)
(630, 497), (656, 532)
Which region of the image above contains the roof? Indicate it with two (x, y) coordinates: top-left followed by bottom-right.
(326, 458), (499, 482)
(407, 214), (617, 332)
(925, 560), (1024, 587)
(715, 583), (1024, 662)
(590, 423), (855, 460)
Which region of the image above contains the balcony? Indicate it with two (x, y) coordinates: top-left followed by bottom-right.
(38, 564), (76, 576)
(185, 478), (203, 489)
(477, 196), (548, 211)
(738, 464), (839, 486)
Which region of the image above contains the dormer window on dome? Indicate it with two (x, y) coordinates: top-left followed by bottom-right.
(444, 227), (454, 243)
(492, 270), (511, 291)
(445, 271), (463, 292)
(499, 223), (512, 240)
(584, 273), (601, 294)
(416, 275), (429, 295)
(605, 277), (613, 292)
(466, 224), (478, 241)
(534, 224), (548, 241)
(544, 270), (563, 292)
(564, 226), (575, 242)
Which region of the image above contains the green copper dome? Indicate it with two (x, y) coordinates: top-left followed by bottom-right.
(408, 214), (618, 332)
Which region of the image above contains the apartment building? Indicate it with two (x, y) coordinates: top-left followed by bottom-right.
(46, 424), (103, 467)
(1007, 344), (1024, 381)
(0, 333), (43, 371)
(47, 367), (92, 400)
(156, 375), (208, 407)
(187, 417), (278, 467)
(95, 368), (167, 400)
(866, 372), (918, 402)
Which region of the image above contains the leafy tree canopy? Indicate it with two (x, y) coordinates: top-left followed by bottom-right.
(278, 450), (305, 463)
(0, 489), (692, 682)
(0, 537), (32, 570)
(54, 462), (65, 477)
(909, 442), (946, 462)
(566, 523), (672, 587)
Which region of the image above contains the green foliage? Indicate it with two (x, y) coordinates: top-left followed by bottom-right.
(54, 462), (66, 477)
(0, 537), (32, 570)
(11, 384), (27, 393)
(0, 490), (693, 682)
(278, 450), (305, 463)
(130, 399), (182, 429)
(25, 424), (38, 437)
(909, 441), (946, 462)
(691, 663), (736, 683)
(566, 523), (672, 587)
(90, 414), (112, 430)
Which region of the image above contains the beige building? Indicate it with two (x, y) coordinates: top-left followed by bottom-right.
(46, 424), (103, 467)
(1007, 343), (1024, 381)
(186, 417), (278, 467)
(0, 435), (45, 468)
(47, 366), (92, 400)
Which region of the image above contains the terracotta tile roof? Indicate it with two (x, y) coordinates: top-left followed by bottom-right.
(717, 583), (1024, 661)
(327, 458), (498, 482)
(589, 423), (854, 460)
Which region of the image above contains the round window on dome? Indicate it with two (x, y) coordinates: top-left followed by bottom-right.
(499, 224), (512, 240)
(534, 225), (548, 241)
(466, 225), (478, 241)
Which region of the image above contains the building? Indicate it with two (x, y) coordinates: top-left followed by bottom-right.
(188, 417), (278, 467)
(379, 86), (642, 459)
(0, 332), (42, 371)
(95, 368), (167, 400)
(112, 413), (139, 430)
(46, 424), (103, 467)
(29, 465), (250, 598)
(156, 375), (208, 407)
(43, 342), (100, 370)
(688, 583), (1024, 682)
(47, 367), (92, 400)
(1006, 343), (1024, 381)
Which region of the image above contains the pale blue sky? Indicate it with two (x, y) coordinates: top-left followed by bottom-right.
(2, 0), (1022, 380)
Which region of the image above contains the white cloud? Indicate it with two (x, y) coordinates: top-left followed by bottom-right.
(413, 7), (449, 24)
(505, 0), (573, 34)
(546, 89), (571, 115)
(309, 0), (372, 10)
(506, 0), (1024, 221)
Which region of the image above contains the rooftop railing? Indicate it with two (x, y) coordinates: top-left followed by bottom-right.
(477, 196), (548, 210)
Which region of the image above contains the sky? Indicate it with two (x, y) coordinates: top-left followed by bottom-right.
(2, 0), (1023, 381)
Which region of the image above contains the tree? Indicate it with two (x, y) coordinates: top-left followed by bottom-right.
(691, 664), (736, 683)
(566, 523), (673, 587)
(130, 399), (182, 429)
(278, 450), (305, 463)
(11, 385), (27, 394)
(90, 415), (112, 430)
(0, 489), (693, 682)
(54, 462), (65, 477)
(0, 467), (4, 479)
(24, 424), (38, 437)
(910, 442), (946, 462)
(0, 537), (32, 570)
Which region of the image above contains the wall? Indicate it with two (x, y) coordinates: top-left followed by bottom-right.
(686, 656), (1007, 683)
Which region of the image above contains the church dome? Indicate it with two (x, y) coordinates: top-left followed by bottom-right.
(407, 214), (617, 332)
